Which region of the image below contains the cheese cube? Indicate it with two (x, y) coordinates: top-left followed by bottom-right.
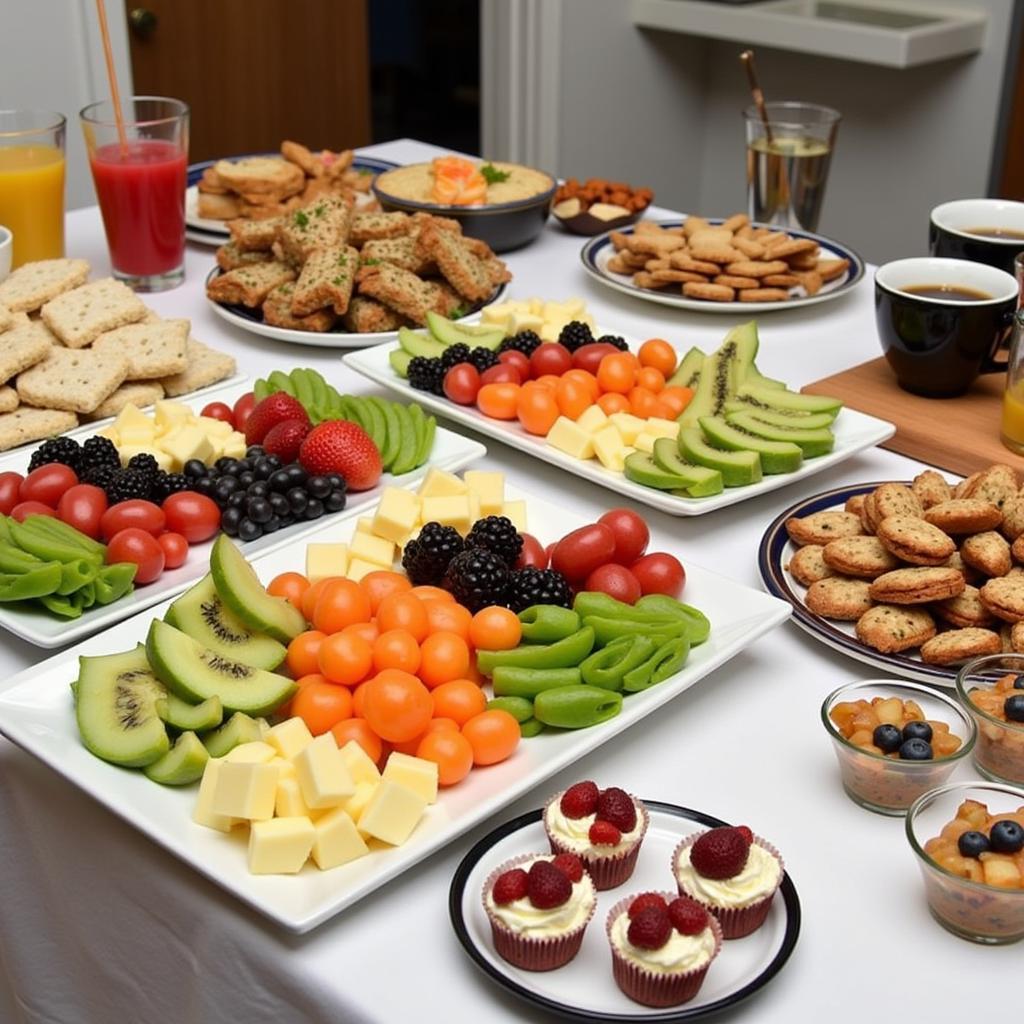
(509, 311), (544, 334)
(222, 437), (247, 460)
(294, 734), (355, 809)
(248, 816), (316, 874)
(382, 752), (438, 804)
(306, 543), (349, 583)
(257, 717), (271, 739)
(543, 297), (585, 320)
(154, 400), (190, 430)
(633, 432), (655, 453)
(546, 417), (594, 459)
(118, 445), (173, 472)
(311, 808), (370, 869)
(355, 517), (375, 536)
(480, 300), (520, 326)
(359, 780), (427, 846)
(342, 780), (378, 825)
(609, 412), (646, 445)
(646, 417), (680, 440)
(113, 403), (154, 438)
(417, 467), (468, 499)
(592, 424), (628, 471)
(349, 531), (396, 568)
(226, 741), (277, 764)
(197, 417), (233, 438)
(162, 425), (214, 471)
(271, 756), (297, 781)
(420, 494), (472, 533)
(373, 487), (420, 544)
(575, 405), (609, 434)
(275, 776), (314, 818)
(463, 470), (504, 515)
(193, 760), (239, 832)
(346, 557), (380, 583)
(211, 761), (279, 821)
(266, 718), (314, 761)
(338, 740), (381, 786)
(501, 499), (527, 532)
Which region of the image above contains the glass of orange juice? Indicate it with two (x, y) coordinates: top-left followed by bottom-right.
(999, 252), (1024, 454)
(0, 111), (66, 269)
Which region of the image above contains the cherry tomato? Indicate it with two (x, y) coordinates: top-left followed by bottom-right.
(597, 392), (631, 415)
(56, 484), (107, 540)
(468, 606), (522, 650)
(11, 501), (57, 522)
(529, 342), (572, 378)
(287, 630), (326, 678)
(555, 377), (592, 420)
(106, 528), (165, 585)
(443, 363), (482, 405)
(418, 630), (470, 689)
(596, 353), (638, 395)
(628, 386), (659, 418)
(480, 363), (522, 386)
(101, 499), (166, 541)
(376, 592), (429, 643)
(430, 679), (487, 726)
(313, 578), (372, 634)
(571, 342), (619, 376)
(562, 369), (600, 401)
(476, 382), (520, 420)
(630, 551), (686, 598)
(362, 669), (433, 743)
(598, 508), (650, 565)
(636, 366), (666, 393)
(584, 564), (642, 604)
(638, 338), (678, 376)
(200, 401), (234, 423)
(267, 571), (310, 610)
(515, 532), (548, 569)
(424, 599), (472, 640)
(330, 718), (383, 764)
(19, 463), (78, 507)
(416, 729), (474, 786)
(292, 680), (353, 735)
(373, 628), (421, 675)
(232, 392), (256, 431)
(162, 491), (221, 543)
(498, 349), (531, 380)
(658, 386), (694, 417)
(359, 570), (411, 614)
(516, 384), (559, 436)
(550, 523), (617, 582)
(0, 472), (25, 515)
(157, 532), (189, 569)
(461, 709), (520, 766)
(318, 631), (374, 687)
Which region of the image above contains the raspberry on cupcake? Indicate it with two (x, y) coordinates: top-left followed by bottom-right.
(543, 780), (649, 889)
(672, 825), (783, 938)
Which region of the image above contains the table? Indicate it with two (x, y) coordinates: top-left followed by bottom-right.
(0, 139), (1013, 1024)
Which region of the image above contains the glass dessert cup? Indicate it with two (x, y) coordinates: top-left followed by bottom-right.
(956, 654), (1024, 785)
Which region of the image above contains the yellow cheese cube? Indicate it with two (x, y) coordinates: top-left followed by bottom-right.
(311, 808), (370, 869)
(358, 780), (427, 846)
(575, 405), (609, 434)
(306, 543), (349, 583)
(633, 432), (655, 453)
(609, 412), (646, 445)
(192, 760), (239, 832)
(154, 399), (190, 430)
(275, 776), (314, 818)
(463, 470), (504, 515)
(509, 311), (544, 334)
(222, 437), (247, 460)
(248, 817), (316, 874)
(225, 741), (277, 764)
(382, 752), (438, 804)
(196, 416), (233, 438)
(271, 756), (297, 781)
(646, 417), (680, 440)
(480, 300), (520, 326)
(294, 734), (355, 809)
(355, 517), (375, 536)
(338, 740), (381, 787)
(592, 424), (628, 471)
(266, 718), (314, 761)
(543, 297), (585, 320)
(501, 499), (527, 532)
(346, 557), (380, 583)
(417, 467), (468, 498)
(211, 761), (279, 821)
(349, 531), (396, 568)
(420, 494), (472, 533)
(113, 403), (154, 437)
(118, 445), (173, 472)
(342, 780), (378, 826)
(467, 490), (481, 533)
(162, 425), (214, 471)
(546, 417), (595, 459)
(373, 487), (420, 544)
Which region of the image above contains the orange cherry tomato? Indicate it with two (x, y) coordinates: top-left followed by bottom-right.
(373, 628), (422, 675)
(469, 605), (522, 650)
(362, 669), (434, 743)
(312, 578), (372, 634)
(388, 731), (429, 756)
(340, 620), (380, 646)
(359, 570), (412, 614)
(376, 592), (430, 643)
(330, 718), (383, 765)
(476, 382), (520, 420)
(628, 386), (660, 418)
(555, 377), (593, 420)
(533, 374), (560, 392)
(425, 599), (472, 640)
(286, 630), (326, 678)
(300, 577), (333, 621)
(430, 678), (487, 726)
(419, 630), (471, 689)
(516, 385), (559, 436)
(461, 709), (521, 766)
(278, 672), (326, 718)
(416, 729), (474, 786)
(597, 353), (638, 394)
(267, 571), (309, 610)
(318, 630), (374, 686)
(352, 681), (368, 718)
(292, 679), (353, 735)
(562, 369), (600, 401)
(659, 386), (694, 415)
(597, 392), (631, 415)
(638, 338), (678, 376)
(651, 399), (679, 420)
(636, 366), (666, 393)
(409, 585), (454, 604)
(425, 716), (460, 733)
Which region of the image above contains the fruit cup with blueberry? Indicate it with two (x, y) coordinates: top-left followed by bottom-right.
(956, 654), (1024, 785)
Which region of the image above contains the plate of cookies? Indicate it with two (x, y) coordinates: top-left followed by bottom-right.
(759, 465), (1024, 687)
(581, 216), (863, 313)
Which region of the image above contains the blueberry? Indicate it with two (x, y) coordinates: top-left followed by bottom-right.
(262, 515), (282, 534)
(247, 497), (272, 524)
(285, 464), (307, 487)
(220, 507), (242, 536)
(237, 470), (255, 487)
(194, 476), (215, 497)
(263, 454), (282, 471)
(957, 830), (990, 858)
(303, 498), (324, 520)
(902, 720), (933, 743)
(325, 489), (347, 513)
(873, 724), (902, 753)
(898, 738), (933, 760)
(237, 517), (262, 542)
(287, 487), (308, 513)
(990, 820), (1024, 854)
(215, 456), (238, 474)
(269, 469), (292, 493)
(1013, 675), (1024, 690)
(214, 476), (238, 498)
(326, 473), (344, 490)
(307, 475), (331, 499)
(1004, 695), (1024, 722)
(247, 481), (270, 499)
(246, 445), (265, 459)
(253, 458), (274, 481)
(183, 459), (207, 478)
(228, 491), (248, 509)
(269, 492), (289, 516)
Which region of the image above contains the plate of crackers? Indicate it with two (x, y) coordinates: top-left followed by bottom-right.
(759, 465), (1024, 687)
(581, 215), (863, 313)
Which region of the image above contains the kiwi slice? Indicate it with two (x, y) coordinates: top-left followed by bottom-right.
(142, 731), (209, 786)
(166, 574), (287, 670)
(156, 693), (224, 732)
(389, 349), (412, 379)
(74, 645), (170, 768)
(359, 396), (387, 451)
(201, 711), (263, 757)
(416, 415), (437, 466)
(370, 397), (401, 470)
(390, 403), (419, 476)
(677, 428), (762, 487)
(408, 404), (426, 467)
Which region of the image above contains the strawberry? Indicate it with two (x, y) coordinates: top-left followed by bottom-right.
(628, 893), (668, 919)
(690, 827), (751, 880)
(262, 419), (310, 464)
(244, 393), (310, 445)
(735, 825), (754, 845)
(492, 868), (528, 905)
(298, 420), (382, 491)
(551, 853), (583, 883)
(596, 787), (636, 833)
(559, 780), (599, 819)
(527, 860), (571, 909)
(627, 906), (672, 950)
(667, 897), (708, 935)
(588, 820), (621, 846)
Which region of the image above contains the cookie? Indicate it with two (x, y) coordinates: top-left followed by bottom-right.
(1011, 621), (1024, 654)
(999, 494), (1024, 541)
(0, 320), (52, 385)
(0, 386), (17, 413)
(953, 473), (982, 499)
(911, 469), (953, 510)
(979, 576), (1024, 623)
(668, 252), (722, 276)
(875, 515), (955, 566)
(805, 576), (873, 620)
(920, 628), (1003, 666)
(786, 511), (864, 547)
(844, 494), (866, 517)
(682, 282), (734, 302)
(933, 585), (995, 629)
(764, 237), (818, 259)
(924, 499), (1002, 534)
(91, 319), (190, 379)
(794, 270), (823, 295)
(83, 381), (164, 420)
(860, 492), (882, 533)
(868, 567), (965, 605)
(732, 237), (766, 260)
(961, 531), (1012, 578)
(871, 482), (922, 521)
(785, 544), (834, 586)
(761, 273), (800, 288)
(944, 550), (978, 583)
(158, 339), (236, 397)
(856, 605), (936, 654)
(714, 274), (760, 289)
(821, 536), (901, 579)
(723, 260), (789, 279)
(739, 289), (790, 302)
(817, 259), (850, 282)
(961, 464), (1018, 509)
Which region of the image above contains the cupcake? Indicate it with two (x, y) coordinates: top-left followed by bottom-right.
(544, 780), (649, 889)
(672, 825), (783, 938)
(482, 852), (596, 970)
(606, 891), (722, 1007)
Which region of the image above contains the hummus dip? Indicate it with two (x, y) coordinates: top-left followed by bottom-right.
(376, 160), (554, 206)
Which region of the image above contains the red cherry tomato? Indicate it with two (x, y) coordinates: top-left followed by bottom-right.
(550, 523), (617, 582)
(571, 343), (620, 376)
(480, 363), (522, 386)
(161, 491), (221, 543)
(584, 564), (642, 604)
(598, 508), (650, 566)
(630, 552), (686, 598)
(200, 401), (234, 423)
(0, 471), (24, 515)
(545, 541), (557, 566)
(101, 500), (166, 541)
(157, 531), (189, 569)
(106, 528), (165, 584)
(529, 343), (573, 379)
(515, 532), (548, 569)
(56, 484), (108, 540)
(11, 501), (57, 522)
(233, 392), (256, 431)
(442, 363), (482, 405)
(498, 349), (531, 381)
(19, 463), (78, 507)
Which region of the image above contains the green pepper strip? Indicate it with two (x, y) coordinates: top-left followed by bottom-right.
(485, 695), (535, 723)
(36, 593), (83, 618)
(581, 615), (688, 647)
(623, 637), (691, 692)
(56, 558), (99, 596)
(635, 595), (710, 645)
(579, 635), (658, 691)
(0, 540), (43, 573)
(8, 519), (102, 565)
(519, 717), (545, 738)
(518, 605), (581, 643)
(0, 515), (12, 543)
(491, 666), (581, 699)
(533, 684), (623, 729)
(0, 563), (63, 601)
(477, 626), (594, 675)
(94, 563), (137, 605)
(19, 515), (106, 558)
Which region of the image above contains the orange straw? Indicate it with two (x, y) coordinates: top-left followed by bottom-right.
(739, 50), (773, 147)
(94, 0), (127, 151)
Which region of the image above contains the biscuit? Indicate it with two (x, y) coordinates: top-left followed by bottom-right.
(817, 259), (850, 282)
(262, 282), (337, 332)
(0, 303), (13, 332)
(276, 195), (354, 264)
(720, 213), (749, 233)
(0, 385), (17, 413)
(961, 530), (1012, 578)
(788, 251), (821, 270)
(786, 510), (864, 547)
(357, 262), (445, 326)
(924, 499), (1002, 534)
(933, 585), (995, 629)
(845, 494), (866, 517)
(764, 238), (817, 259)
(688, 229), (734, 247)
(872, 482), (922, 521)
(1011, 621), (1024, 653)
(228, 217), (282, 252)
(360, 237), (435, 276)
(40, 278), (148, 348)
(714, 274), (759, 289)
(91, 319), (190, 379)
(761, 274), (800, 288)
(868, 567), (965, 604)
(642, 258), (671, 272)
(214, 156), (305, 196)
(83, 381), (164, 420)
(999, 494), (1024, 541)
(944, 549), (979, 584)
(0, 258), (90, 313)
(206, 262), (296, 308)
(0, 320), (52, 384)
(732, 237), (766, 260)
(979, 576), (1024, 622)
(690, 244), (743, 265)
(911, 469), (952, 510)
(682, 216), (711, 237)
(683, 282), (734, 302)
(856, 605), (936, 653)
(962, 464), (1018, 509)
(0, 406), (78, 452)
(198, 193), (242, 220)
(215, 243), (273, 272)
(822, 536), (901, 579)
(785, 544), (834, 586)
(158, 339), (236, 397)
(805, 576), (874, 620)
(632, 272), (675, 290)
(15, 347), (129, 414)
(607, 255), (633, 275)
(621, 233), (685, 257)
(724, 260), (789, 279)
(291, 245), (359, 316)
(651, 269), (708, 285)
(340, 296), (409, 334)
(953, 472), (981, 499)
(417, 224), (504, 303)
(794, 270), (823, 295)
(739, 288), (790, 302)
(876, 514), (956, 565)
(860, 492), (882, 533)
(349, 211), (412, 245)
(920, 628), (1002, 666)
(668, 252), (721, 276)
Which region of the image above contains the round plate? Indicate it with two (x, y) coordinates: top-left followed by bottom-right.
(581, 220), (864, 314)
(449, 801), (800, 1022)
(759, 481), (961, 687)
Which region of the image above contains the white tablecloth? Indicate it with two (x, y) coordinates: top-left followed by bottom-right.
(1, 140), (1015, 1024)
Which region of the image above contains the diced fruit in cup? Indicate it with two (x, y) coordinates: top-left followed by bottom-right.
(830, 696), (962, 759)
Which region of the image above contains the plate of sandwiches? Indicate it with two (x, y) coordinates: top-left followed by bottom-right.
(204, 198), (512, 348)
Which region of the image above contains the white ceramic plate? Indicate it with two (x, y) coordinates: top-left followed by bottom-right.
(0, 380), (485, 647)
(0, 485), (791, 931)
(450, 803), (800, 1022)
(343, 344), (896, 517)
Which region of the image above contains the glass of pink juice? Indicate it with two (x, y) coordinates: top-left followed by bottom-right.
(80, 97), (189, 291)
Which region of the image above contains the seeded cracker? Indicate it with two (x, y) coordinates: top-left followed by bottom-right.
(0, 258), (90, 313)
(84, 381), (165, 420)
(291, 245), (359, 316)
(158, 338), (236, 397)
(91, 318), (190, 379)
(0, 320), (52, 384)
(40, 277), (147, 348)
(0, 406), (78, 452)
(0, 385), (17, 413)
(16, 347), (129, 414)
(205, 262), (296, 307)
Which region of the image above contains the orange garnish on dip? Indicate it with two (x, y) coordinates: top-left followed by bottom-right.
(431, 156), (488, 206)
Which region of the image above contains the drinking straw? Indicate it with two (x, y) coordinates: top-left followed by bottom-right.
(739, 50), (773, 146)
(94, 0), (127, 151)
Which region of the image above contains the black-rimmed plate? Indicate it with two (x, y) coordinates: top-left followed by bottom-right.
(759, 482), (961, 687)
(581, 220), (864, 314)
(449, 801), (800, 1022)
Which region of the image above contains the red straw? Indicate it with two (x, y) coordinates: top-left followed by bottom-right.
(95, 0), (127, 151)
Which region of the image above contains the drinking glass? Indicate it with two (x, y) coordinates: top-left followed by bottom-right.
(80, 96), (189, 291)
(743, 101), (840, 233)
(0, 110), (66, 268)
(999, 253), (1024, 454)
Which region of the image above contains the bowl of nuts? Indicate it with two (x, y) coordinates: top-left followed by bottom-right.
(551, 177), (654, 235)
(956, 653), (1024, 784)
(822, 678), (975, 815)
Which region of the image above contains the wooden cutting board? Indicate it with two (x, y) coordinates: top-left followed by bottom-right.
(802, 356), (1024, 477)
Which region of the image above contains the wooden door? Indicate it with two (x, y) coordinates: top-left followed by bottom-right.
(124, 0), (371, 162)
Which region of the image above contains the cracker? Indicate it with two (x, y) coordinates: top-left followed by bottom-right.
(0, 258), (90, 313)
(360, 236), (435, 276)
(920, 628), (1002, 665)
(934, 585), (995, 629)
(651, 270), (708, 284)
(1002, 494), (1024, 542)
(714, 274), (759, 289)
(206, 262), (296, 308)
(216, 243), (273, 272)
(872, 482), (922, 521)
(845, 494), (866, 517)
(721, 213), (749, 233)
(690, 243), (743, 264)
(785, 544), (834, 586)
(91, 319), (189, 379)
(817, 259), (850, 283)
(276, 195), (354, 264)
(795, 270), (823, 295)
(821, 536), (900, 579)
(979, 575), (1024, 623)
(350, 211), (412, 245)
(0, 303), (12, 332)
(924, 499), (1002, 534)
(962, 464), (1018, 510)
(417, 224), (502, 303)
(786, 510), (864, 547)
(228, 217), (282, 252)
(856, 605), (936, 654)
(762, 274), (800, 288)
(765, 238), (817, 259)
(669, 252), (721, 275)
(868, 566), (965, 604)
(0, 320), (52, 384)
(340, 296), (409, 334)
(0, 406), (78, 452)
(357, 262), (447, 326)
(632, 272), (676, 290)
(198, 193), (242, 220)
(805, 576), (873, 620)
(214, 156), (305, 196)
(961, 530), (1012, 578)
(262, 283), (337, 333)
(83, 381), (165, 420)
(291, 245), (359, 316)
(682, 216), (711, 237)
(0, 385), (17, 413)
(911, 469), (952, 510)
(725, 260), (789, 279)
(158, 338), (236, 397)
(683, 282), (734, 302)
(40, 278), (147, 348)
(732, 237), (766, 259)
(15, 347), (128, 414)
(876, 514), (956, 566)
(739, 289), (790, 302)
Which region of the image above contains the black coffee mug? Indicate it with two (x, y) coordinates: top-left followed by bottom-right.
(930, 198), (1024, 276)
(875, 257), (1017, 397)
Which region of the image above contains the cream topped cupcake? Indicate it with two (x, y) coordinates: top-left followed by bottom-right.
(673, 825), (783, 938)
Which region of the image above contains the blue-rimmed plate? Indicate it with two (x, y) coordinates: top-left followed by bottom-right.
(759, 481), (961, 687)
(581, 220), (864, 314)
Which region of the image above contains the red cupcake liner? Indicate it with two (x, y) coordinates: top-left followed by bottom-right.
(672, 832), (784, 939)
(481, 852), (596, 972)
(605, 892), (722, 1008)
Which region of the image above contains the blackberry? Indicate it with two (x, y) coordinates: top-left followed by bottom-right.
(441, 548), (510, 612)
(106, 468), (152, 503)
(440, 343), (471, 370)
(401, 522), (465, 586)
(558, 320), (594, 353)
(465, 515), (523, 567)
(468, 347), (499, 373)
(79, 435), (120, 472)
(596, 333), (629, 352)
(126, 453), (160, 480)
(28, 436), (82, 473)
(499, 330), (542, 358)
(152, 472), (189, 502)
(407, 355), (446, 396)
(506, 567), (573, 613)
(81, 464), (119, 491)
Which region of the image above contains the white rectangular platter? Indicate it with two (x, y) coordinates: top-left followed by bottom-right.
(0, 484), (791, 933)
(343, 344), (896, 517)
(0, 379), (485, 647)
